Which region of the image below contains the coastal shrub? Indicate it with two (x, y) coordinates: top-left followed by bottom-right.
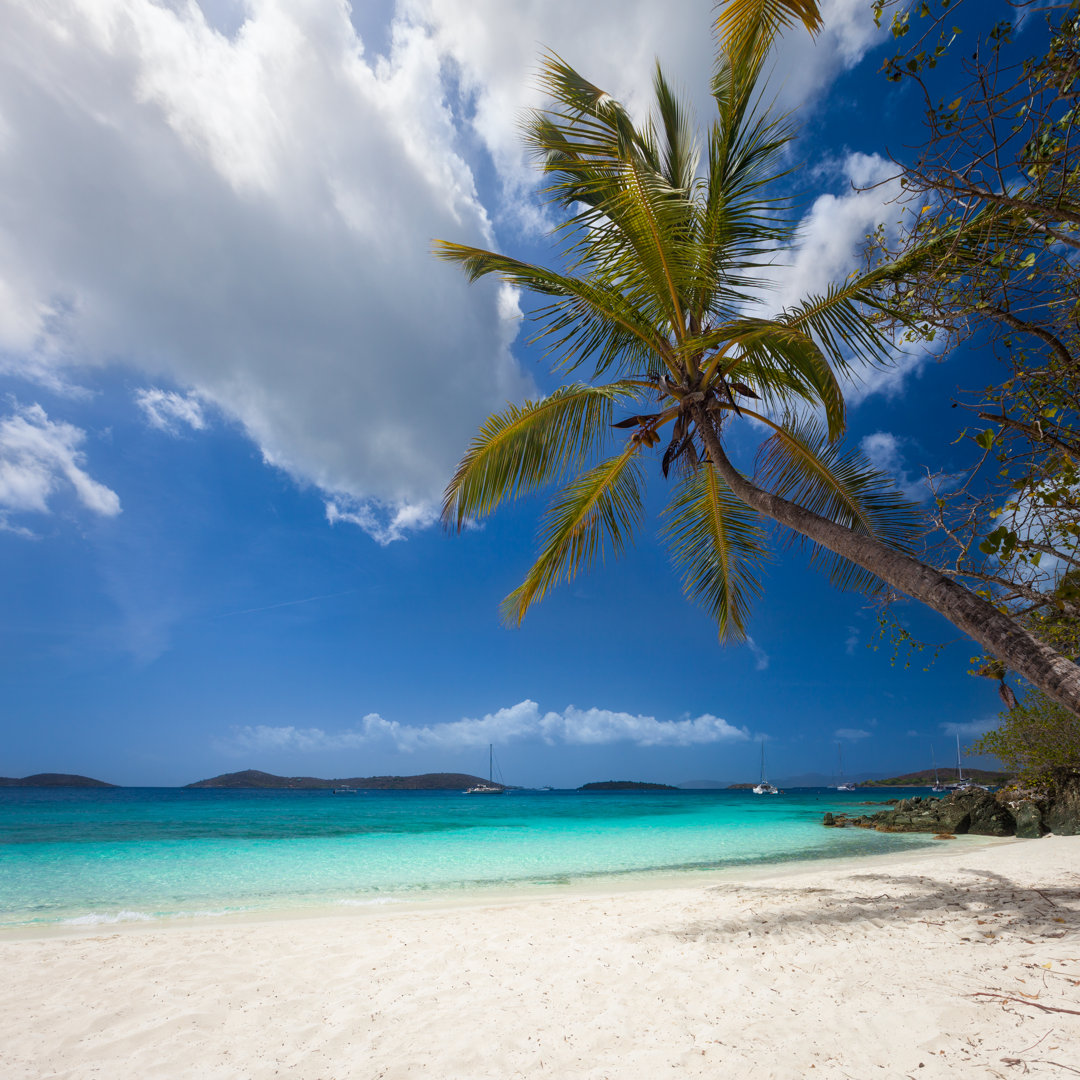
(974, 688), (1080, 788)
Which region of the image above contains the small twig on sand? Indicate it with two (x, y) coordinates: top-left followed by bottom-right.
(972, 992), (1080, 1016)
(1015, 1028), (1053, 1056)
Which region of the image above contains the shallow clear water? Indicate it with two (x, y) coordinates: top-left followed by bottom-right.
(0, 787), (938, 926)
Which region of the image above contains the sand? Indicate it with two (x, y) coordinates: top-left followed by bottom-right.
(1, 835), (1078, 1080)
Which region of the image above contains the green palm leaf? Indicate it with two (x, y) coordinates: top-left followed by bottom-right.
(432, 241), (675, 377)
(753, 416), (921, 591)
(442, 381), (642, 530)
(663, 464), (770, 642)
(707, 320), (846, 439)
(716, 0), (822, 68)
(502, 445), (645, 624)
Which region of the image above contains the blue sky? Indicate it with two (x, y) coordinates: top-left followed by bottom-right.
(0, 0), (1020, 786)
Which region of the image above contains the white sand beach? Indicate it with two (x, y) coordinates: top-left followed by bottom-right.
(2, 835), (1078, 1080)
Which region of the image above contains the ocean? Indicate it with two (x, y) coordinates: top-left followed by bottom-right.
(0, 786), (943, 928)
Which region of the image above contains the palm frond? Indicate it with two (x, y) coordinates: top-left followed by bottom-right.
(690, 49), (797, 322)
(706, 320), (846, 439)
(432, 241), (675, 377)
(524, 57), (706, 340)
(652, 63), (698, 193)
(442, 381), (643, 531)
(715, 0), (822, 69)
(501, 445), (645, 624)
(776, 279), (895, 378)
(753, 416), (921, 592)
(663, 463), (770, 642)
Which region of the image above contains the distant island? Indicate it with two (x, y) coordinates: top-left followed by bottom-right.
(0, 773), (116, 788)
(578, 780), (679, 791)
(861, 768), (1012, 788)
(185, 769), (495, 790)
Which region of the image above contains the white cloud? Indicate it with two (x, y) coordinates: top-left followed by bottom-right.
(325, 497), (440, 547)
(746, 636), (770, 671)
(219, 698), (751, 754)
(409, 0), (886, 225)
(135, 388), (206, 434)
(0, 1), (892, 543)
(0, 403), (121, 528)
(0, 0), (531, 544)
(844, 625), (860, 655)
(940, 718), (998, 739)
(860, 430), (932, 501)
(834, 727), (871, 740)
(772, 154), (901, 314)
(764, 152), (940, 403)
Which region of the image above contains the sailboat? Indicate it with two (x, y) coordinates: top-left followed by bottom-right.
(930, 746), (946, 793)
(752, 741), (779, 795)
(945, 734), (987, 792)
(835, 743), (856, 791)
(464, 744), (506, 794)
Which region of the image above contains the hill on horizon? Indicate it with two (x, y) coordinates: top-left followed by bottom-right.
(861, 767), (1011, 787)
(679, 771), (892, 789)
(0, 773), (115, 788)
(185, 769), (495, 790)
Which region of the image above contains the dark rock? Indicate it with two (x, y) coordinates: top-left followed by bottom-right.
(935, 804), (974, 835)
(1014, 801), (1044, 839)
(823, 812), (836, 827)
(1045, 774), (1080, 836)
(966, 792), (1016, 836)
(821, 788), (1018, 836)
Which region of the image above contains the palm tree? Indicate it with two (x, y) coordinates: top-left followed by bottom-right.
(433, 33), (1080, 715)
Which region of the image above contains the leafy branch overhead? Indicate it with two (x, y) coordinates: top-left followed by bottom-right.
(863, 1), (1080, 655)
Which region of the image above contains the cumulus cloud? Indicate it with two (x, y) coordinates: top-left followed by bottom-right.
(0, 0), (530, 542)
(762, 152), (942, 403)
(326, 495), (440, 547)
(410, 0), (886, 223)
(219, 698), (752, 754)
(771, 154), (900, 312)
(834, 727), (872, 740)
(0, 403), (121, 528)
(135, 388), (207, 434)
(0, 0), (893, 542)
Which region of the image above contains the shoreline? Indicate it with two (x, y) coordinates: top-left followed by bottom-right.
(2, 835), (1076, 1078)
(0, 830), (1009, 941)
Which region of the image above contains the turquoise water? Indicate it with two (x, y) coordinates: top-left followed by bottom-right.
(0, 787), (940, 927)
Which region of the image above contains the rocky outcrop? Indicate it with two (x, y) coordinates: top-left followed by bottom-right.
(823, 775), (1080, 838)
(1044, 774), (1080, 836)
(1013, 801), (1044, 839)
(824, 788), (1016, 837)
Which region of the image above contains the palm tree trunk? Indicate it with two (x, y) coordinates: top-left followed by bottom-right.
(691, 405), (1080, 716)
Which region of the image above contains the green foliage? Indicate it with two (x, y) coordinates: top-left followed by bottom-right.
(974, 687), (1080, 784)
(864, 0), (1080, 654)
(436, 32), (921, 633)
(662, 465), (769, 642)
(870, 614), (948, 672)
